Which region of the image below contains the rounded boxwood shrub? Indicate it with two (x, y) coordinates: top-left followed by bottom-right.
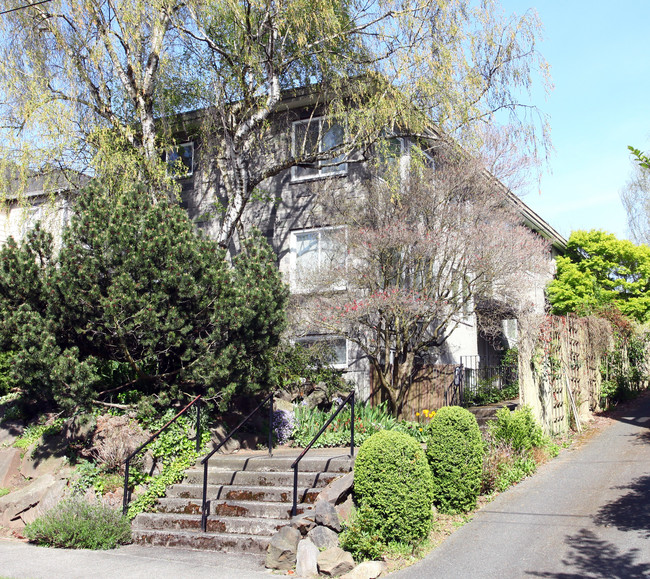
(426, 406), (484, 514)
(352, 429), (433, 546)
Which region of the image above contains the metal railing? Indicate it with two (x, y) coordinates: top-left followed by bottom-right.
(199, 392), (274, 532)
(122, 394), (202, 516)
(290, 390), (355, 517)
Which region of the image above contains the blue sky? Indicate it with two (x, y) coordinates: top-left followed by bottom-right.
(499, 1), (650, 242)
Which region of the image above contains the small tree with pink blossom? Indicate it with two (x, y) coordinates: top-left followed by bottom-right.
(293, 147), (551, 415)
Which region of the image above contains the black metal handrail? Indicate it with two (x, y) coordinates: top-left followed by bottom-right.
(122, 394), (202, 515)
(290, 390), (355, 517)
(200, 392), (274, 532)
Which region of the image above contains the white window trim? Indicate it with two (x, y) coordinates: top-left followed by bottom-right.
(289, 226), (347, 293)
(291, 117), (347, 182)
(295, 334), (349, 370)
(165, 141), (194, 177)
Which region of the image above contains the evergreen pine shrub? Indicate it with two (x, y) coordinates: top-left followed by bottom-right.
(426, 406), (484, 513)
(352, 430), (433, 548)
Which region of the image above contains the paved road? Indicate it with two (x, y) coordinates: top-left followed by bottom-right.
(391, 394), (650, 579)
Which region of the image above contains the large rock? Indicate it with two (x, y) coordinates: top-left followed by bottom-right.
(210, 424), (241, 454)
(315, 499), (341, 532)
(340, 561), (386, 579)
(291, 510), (317, 536)
(0, 474), (57, 527)
(62, 414), (96, 445)
(266, 525), (301, 570)
(335, 495), (355, 525)
(318, 471), (354, 505)
(274, 398), (294, 413)
(20, 478), (67, 525)
(0, 421), (24, 447)
(296, 538), (319, 578)
(308, 524), (339, 550)
(0, 448), (22, 487)
(20, 436), (69, 480)
(317, 547), (356, 577)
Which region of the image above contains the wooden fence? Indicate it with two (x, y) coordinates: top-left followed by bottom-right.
(370, 364), (462, 420)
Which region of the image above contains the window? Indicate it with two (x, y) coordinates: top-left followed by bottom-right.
(291, 227), (346, 291)
(292, 118), (347, 181)
(20, 203), (43, 239)
(165, 142), (194, 177)
(374, 137), (434, 182)
(295, 335), (348, 369)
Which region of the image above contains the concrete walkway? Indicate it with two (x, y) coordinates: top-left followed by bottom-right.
(0, 540), (272, 579)
(391, 394), (650, 578)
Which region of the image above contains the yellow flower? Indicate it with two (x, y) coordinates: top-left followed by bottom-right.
(419, 428), (423, 432)
(415, 412), (420, 417)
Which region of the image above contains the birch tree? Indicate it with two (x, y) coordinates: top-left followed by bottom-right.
(180, 0), (551, 247)
(0, 0), (189, 196)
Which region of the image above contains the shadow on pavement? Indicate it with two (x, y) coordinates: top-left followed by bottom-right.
(526, 529), (650, 578)
(592, 473), (650, 538)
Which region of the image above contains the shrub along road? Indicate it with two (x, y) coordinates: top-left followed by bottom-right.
(391, 394), (650, 578)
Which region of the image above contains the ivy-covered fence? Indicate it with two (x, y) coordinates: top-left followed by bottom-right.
(519, 314), (650, 435)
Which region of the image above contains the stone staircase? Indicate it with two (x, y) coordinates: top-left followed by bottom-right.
(131, 449), (353, 553)
(468, 399), (519, 430)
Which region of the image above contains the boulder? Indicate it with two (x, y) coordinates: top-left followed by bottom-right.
(315, 499), (341, 532)
(274, 398), (294, 413)
(0, 474), (56, 527)
(317, 547), (356, 577)
(307, 524), (339, 550)
(0, 421), (24, 448)
(266, 525), (301, 570)
(210, 424), (241, 454)
(340, 561), (386, 579)
(318, 471), (354, 505)
(296, 538), (319, 578)
(291, 511), (317, 536)
(335, 495), (355, 525)
(0, 448), (22, 487)
(21, 478), (67, 525)
(63, 414), (96, 445)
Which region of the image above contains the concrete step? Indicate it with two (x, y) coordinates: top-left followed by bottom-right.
(132, 528), (271, 554)
(133, 512), (286, 536)
(182, 468), (340, 488)
(202, 454), (352, 473)
(155, 498), (302, 519)
(167, 483), (320, 504)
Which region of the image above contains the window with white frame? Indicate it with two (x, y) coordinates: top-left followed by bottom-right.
(20, 203), (43, 239)
(375, 137), (434, 182)
(291, 118), (347, 181)
(165, 142), (194, 177)
(295, 335), (348, 369)
(291, 227), (346, 291)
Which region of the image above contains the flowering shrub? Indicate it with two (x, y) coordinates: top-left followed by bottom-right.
(272, 409), (296, 445)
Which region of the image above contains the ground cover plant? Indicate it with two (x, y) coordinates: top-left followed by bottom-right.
(24, 495), (132, 549)
(342, 430), (433, 560)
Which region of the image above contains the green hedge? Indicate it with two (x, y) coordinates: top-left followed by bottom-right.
(426, 406), (484, 514)
(351, 430), (433, 548)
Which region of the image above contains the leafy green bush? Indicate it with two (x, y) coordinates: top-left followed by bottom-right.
(24, 496), (131, 549)
(340, 504), (385, 562)
(481, 434), (538, 494)
(352, 430), (433, 550)
(489, 406), (544, 452)
(426, 406), (484, 514)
